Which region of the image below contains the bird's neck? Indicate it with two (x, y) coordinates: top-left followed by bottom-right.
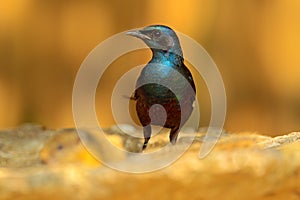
(151, 50), (184, 66)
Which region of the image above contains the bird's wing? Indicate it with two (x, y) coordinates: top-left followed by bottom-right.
(182, 65), (196, 93)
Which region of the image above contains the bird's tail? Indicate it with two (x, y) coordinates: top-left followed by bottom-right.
(122, 94), (137, 100)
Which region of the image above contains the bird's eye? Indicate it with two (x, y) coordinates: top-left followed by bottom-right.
(152, 30), (161, 38)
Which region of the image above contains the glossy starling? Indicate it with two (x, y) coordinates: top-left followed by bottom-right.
(126, 25), (196, 150)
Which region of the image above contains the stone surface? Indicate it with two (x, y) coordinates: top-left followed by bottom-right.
(0, 124), (300, 200)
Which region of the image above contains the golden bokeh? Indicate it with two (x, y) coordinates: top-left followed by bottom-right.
(0, 0), (300, 135)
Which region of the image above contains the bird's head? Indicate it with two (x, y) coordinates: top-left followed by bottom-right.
(126, 25), (182, 57)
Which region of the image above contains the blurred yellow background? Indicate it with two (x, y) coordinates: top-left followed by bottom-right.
(0, 0), (300, 136)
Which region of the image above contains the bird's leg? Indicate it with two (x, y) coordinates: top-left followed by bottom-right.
(142, 125), (152, 150)
(169, 126), (180, 145)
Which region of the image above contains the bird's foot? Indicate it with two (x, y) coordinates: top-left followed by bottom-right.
(142, 142), (148, 151)
(142, 137), (150, 151)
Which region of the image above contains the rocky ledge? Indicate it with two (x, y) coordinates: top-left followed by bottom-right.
(0, 124), (299, 200)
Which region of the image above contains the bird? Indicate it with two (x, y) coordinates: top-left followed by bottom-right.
(126, 25), (196, 150)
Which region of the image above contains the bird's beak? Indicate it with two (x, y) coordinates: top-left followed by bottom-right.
(126, 30), (151, 40)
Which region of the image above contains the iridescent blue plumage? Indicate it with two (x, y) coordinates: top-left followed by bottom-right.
(127, 25), (196, 150)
